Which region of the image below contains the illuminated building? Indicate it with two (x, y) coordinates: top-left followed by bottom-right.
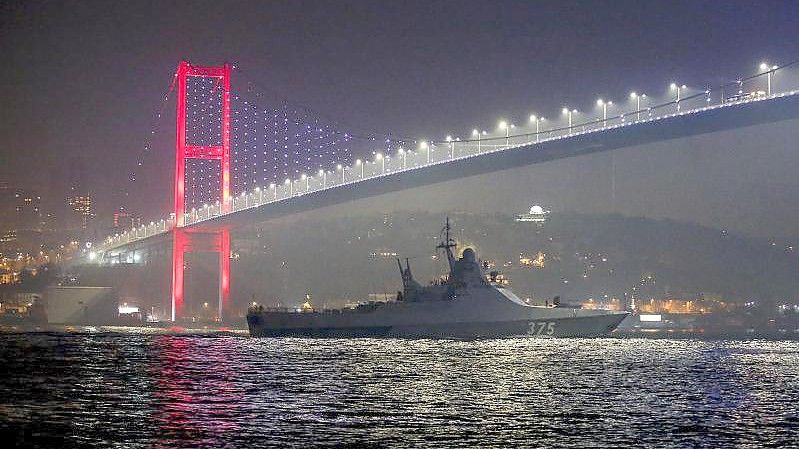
(636, 297), (731, 314)
(14, 189), (41, 229)
(113, 206), (140, 230)
(67, 157), (94, 230)
(68, 194), (94, 230)
(515, 205), (550, 223)
(519, 251), (546, 268)
(0, 268), (18, 285)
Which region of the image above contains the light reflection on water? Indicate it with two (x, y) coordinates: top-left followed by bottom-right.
(1, 334), (797, 448)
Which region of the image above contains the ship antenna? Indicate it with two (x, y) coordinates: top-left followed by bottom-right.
(446, 216), (450, 247)
(436, 216), (457, 269)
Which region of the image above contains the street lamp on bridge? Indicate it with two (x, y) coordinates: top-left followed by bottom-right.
(529, 115), (544, 142)
(562, 108), (577, 134)
(670, 83), (686, 112)
(498, 121), (514, 147)
(337, 164), (343, 183)
(355, 159), (364, 178)
(630, 92), (647, 121)
(376, 152), (384, 174)
(397, 148), (406, 169)
(596, 99), (613, 128)
(472, 129), (486, 152)
(319, 169), (326, 188)
(445, 135), (454, 158)
(760, 62), (778, 96)
(419, 141), (429, 164)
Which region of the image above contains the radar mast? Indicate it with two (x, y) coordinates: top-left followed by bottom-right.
(436, 216), (457, 270)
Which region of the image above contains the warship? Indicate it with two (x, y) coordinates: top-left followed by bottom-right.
(247, 218), (628, 338)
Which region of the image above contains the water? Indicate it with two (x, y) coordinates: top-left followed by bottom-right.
(1, 332), (797, 448)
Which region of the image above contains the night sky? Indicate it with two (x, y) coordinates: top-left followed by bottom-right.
(2, 0), (799, 233)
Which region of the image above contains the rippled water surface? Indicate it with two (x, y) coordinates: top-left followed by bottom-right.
(1, 332), (798, 448)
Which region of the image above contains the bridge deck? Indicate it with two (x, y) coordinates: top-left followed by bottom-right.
(100, 91), (799, 256)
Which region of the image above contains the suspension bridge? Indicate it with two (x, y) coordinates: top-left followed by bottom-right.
(90, 59), (799, 322)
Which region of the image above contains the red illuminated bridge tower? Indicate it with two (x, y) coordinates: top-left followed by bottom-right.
(171, 60), (231, 322)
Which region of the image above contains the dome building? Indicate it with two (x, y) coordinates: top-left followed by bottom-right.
(515, 205), (550, 223)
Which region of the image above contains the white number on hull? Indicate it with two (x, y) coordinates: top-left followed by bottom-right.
(528, 321), (556, 336)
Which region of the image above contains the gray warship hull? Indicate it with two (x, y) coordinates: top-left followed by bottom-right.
(247, 287), (628, 338)
(247, 313), (626, 338)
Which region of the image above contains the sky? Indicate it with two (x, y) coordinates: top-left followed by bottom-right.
(2, 0), (799, 235)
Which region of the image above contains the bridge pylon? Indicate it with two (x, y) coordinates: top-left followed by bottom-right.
(171, 60), (232, 322)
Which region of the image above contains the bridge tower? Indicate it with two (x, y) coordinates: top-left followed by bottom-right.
(171, 60), (232, 322)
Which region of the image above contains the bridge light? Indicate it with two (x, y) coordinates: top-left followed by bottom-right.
(318, 169), (325, 176)
(670, 83), (686, 111)
(760, 62), (778, 95)
(498, 121), (512, 146)
(597, 99), (612, 127)
(255, 187), (260, 192)
(472, 129), (479, 136)
(355, 159), (364, 177)
(269, 183), (275, 188)
(284, 178), (291, 184)
(376, 153), (385, 173)
(445, 135), (452, 142)
(630, 92), (646, 120)
(88, 251), (97, 261)
(562, 108), (576, 133)
(301, 174), (307, 179)
(529, 115), (544, 142)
